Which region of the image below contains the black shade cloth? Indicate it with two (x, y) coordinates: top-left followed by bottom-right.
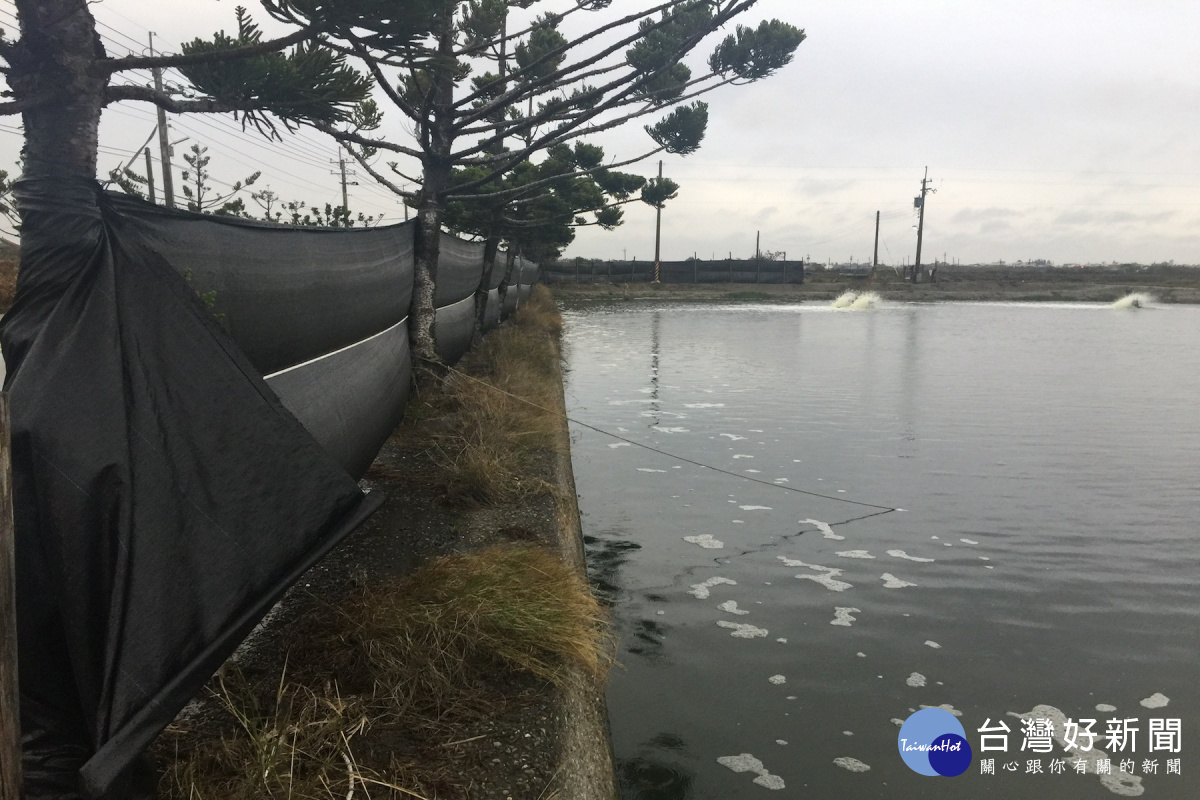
(107, 194), (415, 377)
(2, 178), (382, 798)
(435, 233), (484, 307)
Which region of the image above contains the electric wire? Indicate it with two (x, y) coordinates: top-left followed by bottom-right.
(431, 358), (899, 518)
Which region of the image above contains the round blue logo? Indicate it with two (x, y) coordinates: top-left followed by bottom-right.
(897, 708), (972, 776)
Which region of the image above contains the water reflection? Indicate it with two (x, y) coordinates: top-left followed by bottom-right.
(620, 750), (694, 800)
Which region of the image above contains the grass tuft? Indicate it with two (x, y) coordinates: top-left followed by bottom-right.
(159, 544), (612, 800)
(397, 285), (566, 505)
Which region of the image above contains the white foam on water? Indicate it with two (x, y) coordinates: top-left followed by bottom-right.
(689, 576), (737, 599)
(773, 478), (789, 483)
(843, 731), (854, 736)
(717, 621), (769, 638)
(881, 573), (917, 589)
(618, 427), (629, 432)
(739, 505), (772, 511)
(608, 442), (631, 449)
(1112, 292), (1156, 309)
(720, 433), (747, 441)
(931, 536), (939, 540)
(732, 520), (744, 524)
(919, 703), (962, 717)
(978, 556), (990, 561)
(856, 652), (866, 658)
(684, 403), (726, 408)
(833, 757), (870, 772)
(1008, 704), (1144, 796)
(657, 426), (690, 433)
(718, 600), (750, 616)
(960, 538), (979, 545)
(749, 429), (764, 433)
(775, 740), (788, 746)
(769, 674), (787, 685)
(925, 640), (941, 649)
(776, 638), (788, 644)
(786, 696), (797, 700)
(637, 468), (667, 473)
(656, 610), (665, 616)
(887, 550), (934, 563)
(891, 718), (905, 726)
(832, 291), (858, 309)
(683, 534), (724, 549)
(801, 518), (844, 540)
(985, 565), (994, 569)
(831, 607), (861, 626)
(906, 672), (926, 688)
(1096, 704), (1117, 712)
(1139, 692), (1169, 709)
(836, 550), (875, 559)
(733, 454), (754, 459)
(745, 469), (761, 473)
(799, 573), (854, 592)
(608, 399), (653, 405)
(673, 465), (682, 469)
(942, 542), (953, 547)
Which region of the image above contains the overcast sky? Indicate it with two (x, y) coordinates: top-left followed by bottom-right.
(1, 0), (1197, 265)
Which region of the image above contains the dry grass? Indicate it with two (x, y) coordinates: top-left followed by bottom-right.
(158, 544), (613, 800)
(399, 285), (566, 505)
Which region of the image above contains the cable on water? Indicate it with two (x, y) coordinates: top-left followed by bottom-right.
(429, 359), (899, 520)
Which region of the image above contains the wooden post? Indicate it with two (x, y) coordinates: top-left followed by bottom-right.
(1, 393), (21, 800)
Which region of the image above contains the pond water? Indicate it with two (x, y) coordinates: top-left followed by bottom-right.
(562, 301), (1199, 799)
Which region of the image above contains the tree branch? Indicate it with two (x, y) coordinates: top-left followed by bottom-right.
(446, 146), (663, 202)
(344, 145), (417, 200)
(105, 83), (249, 113)
(314, 121), (425, 159)
(102, 25), (321, 73)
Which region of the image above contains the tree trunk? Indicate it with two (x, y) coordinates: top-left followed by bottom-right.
(472, 233), (501, 348)
(11, 0), (107, 182)
(497, 247), (517, 310)
(408, 25), (457, 371)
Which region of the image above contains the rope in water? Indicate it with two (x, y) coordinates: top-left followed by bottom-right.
(429, 360), (899, 519)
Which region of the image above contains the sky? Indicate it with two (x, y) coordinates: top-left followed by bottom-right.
(0, 0), (1197, 265)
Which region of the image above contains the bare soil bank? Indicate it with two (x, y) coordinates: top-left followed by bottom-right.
(551, 264), (1200, 305)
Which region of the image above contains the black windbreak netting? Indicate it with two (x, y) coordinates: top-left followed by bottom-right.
(107, 193), (415, 377)
(435, 232), (484, 307)
(2, 179), (384, 799)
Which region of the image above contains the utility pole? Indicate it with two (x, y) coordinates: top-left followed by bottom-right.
(331, 152), (359, 226)
(872, 210), (880, 278)
(913, 167), (935, 283)
(653, 160), (662, 283)
(755, 229), (761, 283)
(144, 148), (155, 204)
(149, 33), (175, 208)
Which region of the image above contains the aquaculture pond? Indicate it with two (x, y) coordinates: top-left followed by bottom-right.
(562, 300), (1199, 799)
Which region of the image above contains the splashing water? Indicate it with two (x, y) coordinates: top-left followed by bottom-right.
(1111, 292), (1155, 309)
(849, 291), (882, 310)
(831, 291), (858, 308)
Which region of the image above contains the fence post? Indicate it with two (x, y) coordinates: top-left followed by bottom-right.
(1, 393), (21, 800)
